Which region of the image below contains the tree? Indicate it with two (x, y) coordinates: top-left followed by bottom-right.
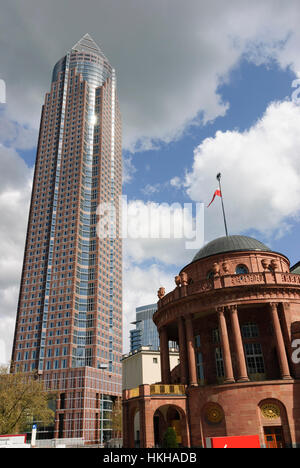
(0, 366), (54, 435)
(111, 398), (122, 439)
(162, 427), (178, 448)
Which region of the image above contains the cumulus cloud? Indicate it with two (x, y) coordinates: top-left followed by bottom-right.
(183, 100), (300, 240)
(121, 198), (206, 351)
(124, 199), (203, 265)
(0, 113), (38, 151)
(3, 0), (300, 357)
(122, 262), (176, 354)
(122, 155), (137, 185)
(1, 1), (300, 152)
(0, 151), (201, 358)
(0, 145), (32, 365)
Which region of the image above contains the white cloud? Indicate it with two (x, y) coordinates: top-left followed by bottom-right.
(2, 0), (300, 357)
(0, 113), (38, 150)
(0, 144), (32, 365)
(170, 177), (183, 189)
(1, 1), (300, 152)
(124, 199), (203, 266)
(123, 155), (137, 184)
(141, 184), (161, 196)
(122, 262), (176, 354)
(183, 100), (300, 240)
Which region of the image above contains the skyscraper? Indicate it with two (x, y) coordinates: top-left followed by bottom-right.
(130, 304), (159, 352)
(129, 304), (178, 353)
(11, 34), (122, 444)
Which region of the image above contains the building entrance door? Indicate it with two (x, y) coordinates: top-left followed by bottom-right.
(264, 426), (285, 448)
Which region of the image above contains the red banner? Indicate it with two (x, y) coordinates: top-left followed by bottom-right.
(206, 435), (261, 448)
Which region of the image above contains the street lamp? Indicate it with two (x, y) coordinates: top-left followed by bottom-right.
(98, 364), (108, 447)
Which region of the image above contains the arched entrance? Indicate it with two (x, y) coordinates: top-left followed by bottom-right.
(126, 404), (140, 448)
(153, 405), (187, 447)
(258, 399), (292, 448)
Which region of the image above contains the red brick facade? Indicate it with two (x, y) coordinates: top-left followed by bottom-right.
(122, 237), (300, 448)
(11, 35), (122, 443)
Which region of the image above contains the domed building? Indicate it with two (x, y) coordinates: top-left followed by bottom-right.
(122, 235), (300, 448)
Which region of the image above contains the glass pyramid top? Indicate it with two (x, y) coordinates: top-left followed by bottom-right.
(72, 33), (108, 61)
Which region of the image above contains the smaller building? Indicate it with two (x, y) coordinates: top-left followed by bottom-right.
(122, 346), (180, 390)
(122, 346), (180, 448)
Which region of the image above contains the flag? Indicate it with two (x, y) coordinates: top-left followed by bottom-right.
(207, 189), (221, 207)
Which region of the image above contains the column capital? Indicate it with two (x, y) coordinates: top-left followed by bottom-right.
(269, 302), (279, 311)
(216, 306), (225, 316)
(228, 304), (238, 314)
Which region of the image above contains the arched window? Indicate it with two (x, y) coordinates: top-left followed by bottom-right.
(235, 264), (249, 275)
(207, 271), (214, 280)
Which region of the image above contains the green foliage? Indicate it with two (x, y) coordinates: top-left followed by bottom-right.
(0, 366), (55, 435)
(111, 398), (122, 438)
(162, 426), (178, 448)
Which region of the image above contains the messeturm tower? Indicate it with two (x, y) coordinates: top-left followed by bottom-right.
(11, 34), (122, 443)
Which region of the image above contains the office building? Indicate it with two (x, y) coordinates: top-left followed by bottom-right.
(130, 304), (159, 352)
(11, 34), (122, 444)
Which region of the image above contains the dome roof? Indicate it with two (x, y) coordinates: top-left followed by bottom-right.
(291, 262), (300, 275)
(192, 235), (272, 262)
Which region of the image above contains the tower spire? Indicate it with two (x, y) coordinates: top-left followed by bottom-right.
(72, 33), (107, 60)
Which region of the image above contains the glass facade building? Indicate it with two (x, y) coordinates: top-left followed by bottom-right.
(130, 304), (178, 353)
(130, 304), (159, 352)
(11, 34), (122, 444)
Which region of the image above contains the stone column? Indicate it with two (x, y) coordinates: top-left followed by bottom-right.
(139, 386), (154, 448)
(185, 315), (198, 386)
(217, 307), (235, 383)
(177, 316), (188, 384)
(159, 327), (171, 384)
(269, 302), (292, 379)
(228, 305), (249, 382)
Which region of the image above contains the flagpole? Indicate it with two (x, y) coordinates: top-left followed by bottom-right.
(216, 172), (229, 237)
